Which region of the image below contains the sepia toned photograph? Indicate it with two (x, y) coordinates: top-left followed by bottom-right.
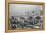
(8, 3), (44, 31)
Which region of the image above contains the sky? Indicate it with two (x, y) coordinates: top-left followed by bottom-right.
(9, 4), (43, 17)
